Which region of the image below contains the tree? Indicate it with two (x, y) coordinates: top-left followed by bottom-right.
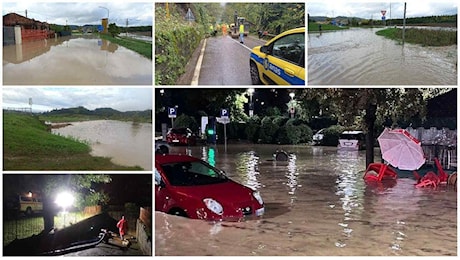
(108, 23), (120, 37)
(301, 88), (427, 167)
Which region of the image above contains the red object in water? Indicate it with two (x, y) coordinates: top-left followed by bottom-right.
(414, 157), (448, 188)
(363, 163), (398, 182)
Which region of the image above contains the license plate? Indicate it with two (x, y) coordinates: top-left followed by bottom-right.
(172, 140), (179, 143)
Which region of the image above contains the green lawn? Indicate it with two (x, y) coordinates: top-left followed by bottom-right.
(99, 33), (152, 59)
(376, 27), (457, 46)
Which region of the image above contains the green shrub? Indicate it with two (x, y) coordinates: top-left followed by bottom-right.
(322, 125), (345, 146)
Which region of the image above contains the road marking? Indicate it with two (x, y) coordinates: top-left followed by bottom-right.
(234, 39), (252, 52)
(191, 38), (207, 85)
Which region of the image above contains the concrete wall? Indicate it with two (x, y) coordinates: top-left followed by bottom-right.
(136, 219), (152, 255)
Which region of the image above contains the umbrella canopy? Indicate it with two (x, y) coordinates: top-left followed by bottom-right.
(377, 128), (425, 170)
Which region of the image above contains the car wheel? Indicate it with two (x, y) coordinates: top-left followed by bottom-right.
(250, 62), (262, 85)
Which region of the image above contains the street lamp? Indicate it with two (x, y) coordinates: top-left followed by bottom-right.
(55, 191), (75, 228)
(99, 6), (109, 19)
(248, 88), (255, 117)
(289, 92), (295, 118)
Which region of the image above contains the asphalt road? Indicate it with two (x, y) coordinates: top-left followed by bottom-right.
(197, 35), (266, 85)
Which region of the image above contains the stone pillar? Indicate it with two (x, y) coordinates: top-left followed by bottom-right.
(14, 25), (22, 45)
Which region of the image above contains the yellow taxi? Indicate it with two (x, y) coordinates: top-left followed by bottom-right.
(249, 27), (305, 85)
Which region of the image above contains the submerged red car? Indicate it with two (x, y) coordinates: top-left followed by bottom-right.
(166, 128), (196, 146)
(155, 154), (265, 221)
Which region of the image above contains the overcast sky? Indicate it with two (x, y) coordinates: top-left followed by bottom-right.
(308, 1), (458, 19)
(2, 88), (152, 113)
(2, 2), (152, 26)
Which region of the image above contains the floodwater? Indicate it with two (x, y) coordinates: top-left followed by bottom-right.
(155, 144), (457, 256)
(308, 28), (457, 85)
(52, 120), (152, 170)
(3, 36), (152, 85)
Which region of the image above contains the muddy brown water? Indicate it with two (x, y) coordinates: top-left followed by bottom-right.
(155, 144), (456, 256)
(3, 36), (152, 85)
(52, 120), (152, 170)
(308, 28), (457, 85)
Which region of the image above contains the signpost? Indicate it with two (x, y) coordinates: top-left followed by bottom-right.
(168, 107), (177, 128)
(217, 108), (230, 152)
(381, 10), (386, 26)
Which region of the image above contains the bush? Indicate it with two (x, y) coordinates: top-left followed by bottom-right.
(173, 114), (199, 132)
(322, 125), (345, 146)
(259, 116), (279, 143)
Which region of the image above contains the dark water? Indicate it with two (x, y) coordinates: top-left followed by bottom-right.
(155, 144), (457, 256)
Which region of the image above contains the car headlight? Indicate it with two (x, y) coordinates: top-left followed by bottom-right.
(253, 191), (264, 205)
(203, 198), (223, 215)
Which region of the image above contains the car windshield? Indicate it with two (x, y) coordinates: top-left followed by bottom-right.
(161, 161), (228, 186)
(340, 133), (363, 140)
(170, 128), (188, 134)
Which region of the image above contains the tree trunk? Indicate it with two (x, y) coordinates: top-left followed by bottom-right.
(43, 196), (56, 232)
(365, 104), (377, 168)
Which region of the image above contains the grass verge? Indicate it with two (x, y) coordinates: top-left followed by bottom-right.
(99, 33), (152, 59)
(3, 112), (143, 170)
(308, 22), (349, 32)
(376, 27), (457, 46)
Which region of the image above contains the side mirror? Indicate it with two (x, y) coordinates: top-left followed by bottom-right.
(261, 46), (270, 54)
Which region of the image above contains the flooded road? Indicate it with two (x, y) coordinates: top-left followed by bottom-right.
(155, 144), (457, 256)
(53, 120), (152, 170)
(308, 28), (457, 85)
(3, 36), (152, 85)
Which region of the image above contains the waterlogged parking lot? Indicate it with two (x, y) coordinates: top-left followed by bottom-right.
(308, 28), (457, 85)
(155, 144), (457, 256)
(3, 36), (152, 85)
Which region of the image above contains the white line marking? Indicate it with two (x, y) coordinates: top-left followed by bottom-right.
(191, 38), (207, 85)
(234, 39), (252, 51)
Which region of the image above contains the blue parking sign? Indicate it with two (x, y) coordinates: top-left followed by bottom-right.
(168, 107), (177, 118)
(221, 108), (229, 118)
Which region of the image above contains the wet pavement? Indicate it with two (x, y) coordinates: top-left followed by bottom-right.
(3, 36), (152, 85)
(197, 35), (266, 85)
(155, 144), (457, 256)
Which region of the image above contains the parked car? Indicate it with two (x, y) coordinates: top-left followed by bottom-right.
(166, 128), (197, 146)
(155, 154), (265, 221)
(19, 194), (43, 216)
(249, 27), (305, 85)
(338, 130), (366, 150)
(312, 128), (325, 145)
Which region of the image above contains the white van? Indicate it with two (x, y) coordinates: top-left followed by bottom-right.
(338, 131), (366, 150)
(19, 195), (43, 215)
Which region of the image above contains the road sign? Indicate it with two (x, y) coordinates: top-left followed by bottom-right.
(381, 10), (386, 16)
(382, 16), (386, 21)
(168, 107), (177, 118)
(220, 108), (229, 118)
(216, 117), (230, 124)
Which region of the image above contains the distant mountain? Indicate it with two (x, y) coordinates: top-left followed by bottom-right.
(42, 106), (152, 122)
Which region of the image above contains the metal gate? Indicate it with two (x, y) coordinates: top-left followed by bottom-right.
(3, 26), (15, 45)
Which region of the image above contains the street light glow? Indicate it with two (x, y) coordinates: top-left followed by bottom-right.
(289, 92), (295, 99)
(55, 191), (75, 210)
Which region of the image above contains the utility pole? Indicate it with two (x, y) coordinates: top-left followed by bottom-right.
(402, 2), (406, 44)
(126, 18), (128, 36)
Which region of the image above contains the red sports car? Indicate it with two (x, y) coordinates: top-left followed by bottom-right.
(166, 128), (196, 146)
(155, 154), (265, 221)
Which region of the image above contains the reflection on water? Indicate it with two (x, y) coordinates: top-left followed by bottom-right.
(308, 28), (457, 85)
(3, 36), (152, 85)
(53, 120), (152, 170)
(157, 144), (457, 256)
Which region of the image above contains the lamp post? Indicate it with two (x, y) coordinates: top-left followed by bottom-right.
(289, 92), (295, 118)
(55, 191), (74, 228)
(99, 6), (109, 20)
(248, 88), (255, 117)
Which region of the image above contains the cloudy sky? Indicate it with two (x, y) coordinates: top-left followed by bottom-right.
(2, 88), (152, 112)
(2, 1), (152, 26)
(308, 1), (458, 19)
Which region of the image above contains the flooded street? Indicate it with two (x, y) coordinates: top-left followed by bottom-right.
(3, 36), (152, 85)
(308, 28), (457, 85)
(53, 120), (152, 170)
(155, 144), (457, 256)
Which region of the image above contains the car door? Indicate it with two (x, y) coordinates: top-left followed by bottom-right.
(262, 32), (305, 85)
(155, 168), (170, 212)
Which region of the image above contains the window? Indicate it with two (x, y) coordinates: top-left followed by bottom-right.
(271, 33), (305, 66)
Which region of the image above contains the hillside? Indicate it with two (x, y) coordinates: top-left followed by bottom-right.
(40, 106), (152, 123)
